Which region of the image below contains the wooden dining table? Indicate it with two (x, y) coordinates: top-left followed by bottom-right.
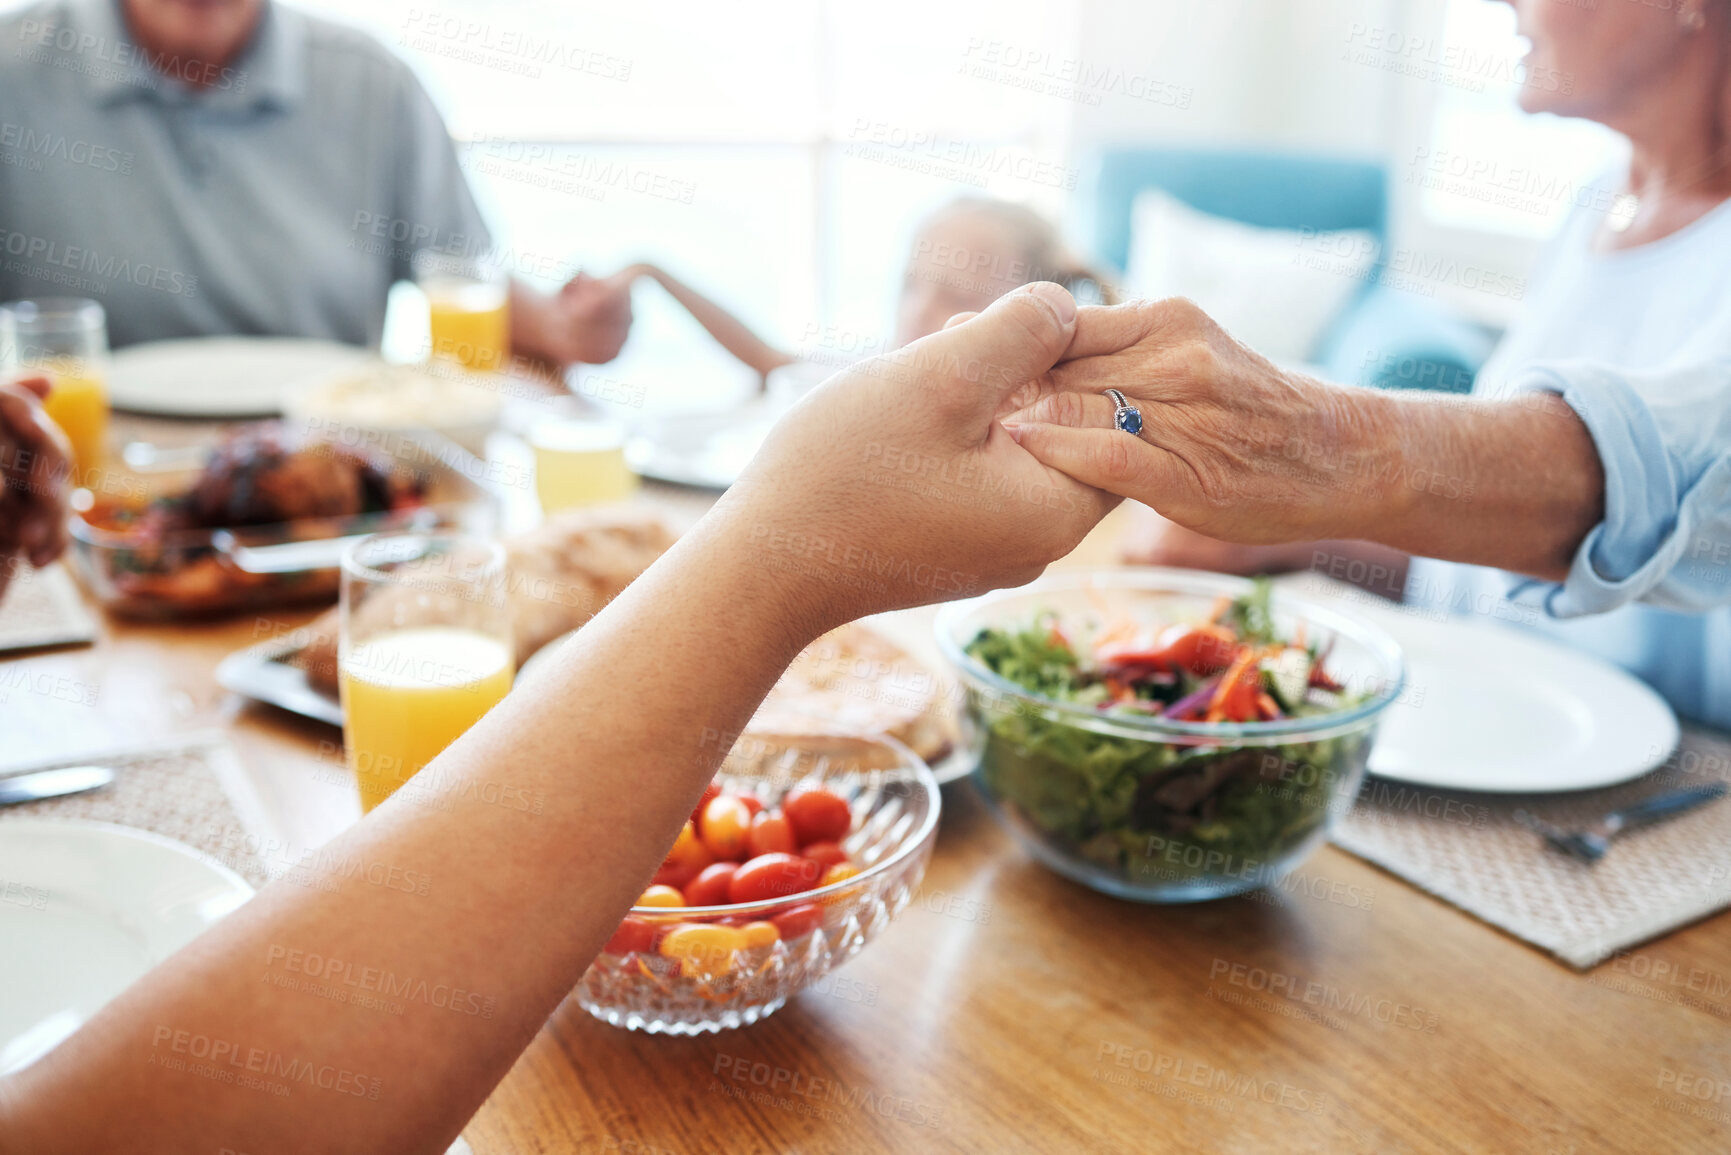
(4, 438), (1728, 1155)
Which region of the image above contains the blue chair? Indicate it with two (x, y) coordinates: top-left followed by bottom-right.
(1078, 148), (1492, 393)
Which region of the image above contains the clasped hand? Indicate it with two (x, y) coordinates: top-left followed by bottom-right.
(0, 376), (72, 600)
(719, 292), (1393, 636)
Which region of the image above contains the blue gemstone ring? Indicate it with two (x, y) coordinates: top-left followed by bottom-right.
(1104, 388), (1143, 436)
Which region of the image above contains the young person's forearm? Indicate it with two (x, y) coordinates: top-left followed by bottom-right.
(1341, 388), (1604, 581)
(1, 514), (830, 1155)
(641, 265), (795, 378)
(1, 281), (1109, 1155)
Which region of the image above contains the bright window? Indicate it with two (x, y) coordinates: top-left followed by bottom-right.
(1416, 0), (1625, 240)
(293, 0), (1079, 411)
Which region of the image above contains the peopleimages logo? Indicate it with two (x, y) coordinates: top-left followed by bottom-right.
(148, 1025), (382, 1099)
(263, 944), (498, 1018)
(0, 122), (133, 174)
(0, 229), (198, 298)
(1342, 23), (1573, 95)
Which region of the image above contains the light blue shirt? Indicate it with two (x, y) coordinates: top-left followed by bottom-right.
(0, 0), (490, 348)
(1408, 181), (1731, 728)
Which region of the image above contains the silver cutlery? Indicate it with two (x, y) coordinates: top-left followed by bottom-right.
(0, 765), (115, 807)
(1514, 783), (1728, 865)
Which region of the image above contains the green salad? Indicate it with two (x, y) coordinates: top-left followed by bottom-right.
(963, 581), (1374, 889)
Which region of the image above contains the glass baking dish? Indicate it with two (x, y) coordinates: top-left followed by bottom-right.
(67, 428), (499, 619)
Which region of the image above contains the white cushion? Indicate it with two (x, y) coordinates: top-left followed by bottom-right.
(1122, 189), (1379, 363)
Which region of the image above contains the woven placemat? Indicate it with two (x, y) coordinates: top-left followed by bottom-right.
(1333, 727), (1731, 969)
(0, 562), (98, 653)
(0, 736), (273, 889)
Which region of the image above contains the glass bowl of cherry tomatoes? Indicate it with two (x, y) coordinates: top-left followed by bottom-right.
(576, 731), (941, 1034)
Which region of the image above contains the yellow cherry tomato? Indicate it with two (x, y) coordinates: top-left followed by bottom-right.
(821, 863), (861, 887)
(659, 923), (747, 975)
(638, 884), (686, 908)
(700, 795), (754, 861)
(739, 921), (781, 949)
(655, 820), (715, 890)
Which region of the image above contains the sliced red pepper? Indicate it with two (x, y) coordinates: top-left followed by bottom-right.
(1097, 624), (1240, 677)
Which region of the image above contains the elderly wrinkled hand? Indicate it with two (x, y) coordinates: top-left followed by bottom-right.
(999, 298), (1400, 546)
(0, 376), (73, 598)
(1001, 297), (1604, 583)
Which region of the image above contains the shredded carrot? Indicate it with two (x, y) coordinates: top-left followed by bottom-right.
(1094, 616), (1139, 649)
(1205, 594), (1232, 624)
(1084, 584), (1133, 628)
(1256, 692), (1281, 719)
(1206, 647), (1262, 722)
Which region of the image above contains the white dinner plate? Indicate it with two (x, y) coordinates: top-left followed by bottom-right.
(0, 819), (254, 1073)
(623, 360), (827, 490)
(108, 337), (372, 417)
(1348, 599), (1680, 793)
(625, 399), (783, 490)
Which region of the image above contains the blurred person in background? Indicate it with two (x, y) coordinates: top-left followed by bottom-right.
(625, 196), (1117, 389)
(1114, 0), (1731, 726)
(0, 0), (635, 371)
(0, 376), (72, 601)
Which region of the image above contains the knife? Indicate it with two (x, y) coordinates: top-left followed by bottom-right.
(0, 766), (116, 807)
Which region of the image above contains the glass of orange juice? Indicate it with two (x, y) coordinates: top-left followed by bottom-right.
(339, 532), (513, 814)
(530, 414), (637, 515)
(414, 251), (510, 374)
(0, 298), (110, 488)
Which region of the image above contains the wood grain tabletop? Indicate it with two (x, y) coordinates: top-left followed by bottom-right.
(4, 478), (1727, 1155)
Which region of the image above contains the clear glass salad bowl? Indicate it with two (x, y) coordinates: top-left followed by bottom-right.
(935, 569), (1404, 903)
(574, 733), (939, 1034)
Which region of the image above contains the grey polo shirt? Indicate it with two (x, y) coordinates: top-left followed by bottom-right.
(0, 0), (491, 348)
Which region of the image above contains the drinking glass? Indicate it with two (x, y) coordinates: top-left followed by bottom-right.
(414, 250), (510, 374)
(0, 298), (110, 487)
(530, 414), (637, 514)
(339, 532), (513, 814)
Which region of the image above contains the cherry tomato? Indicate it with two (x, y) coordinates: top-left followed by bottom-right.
(1100, 625), (1239, 677)
(785, 787), (852, 844)
(737, 794), (765, 817)
(1162, 625), (1240, 675)
(748, 810), (798, 857)
(739, 921), (780, 949)
(800, 840), (849, 868)
(684, 862), (739, 907)
(638, 884), (686, 908)
(690, 781), (721, 825)
(700, 795), (754, 861)
(821, 863), (861, 887)
(770, 902), (824, 941)
(728, 853), (824, 903)
(603, 917), (657, 955)
(659, 923), (745, 975)
(655, 820), (714, 889)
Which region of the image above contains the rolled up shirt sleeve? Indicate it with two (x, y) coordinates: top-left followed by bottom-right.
(1505, 358), (1731, 616)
